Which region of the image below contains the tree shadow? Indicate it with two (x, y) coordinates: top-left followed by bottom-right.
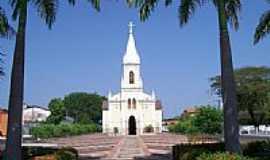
(78, 153), (172, 160)
(134, 153), (172, 160)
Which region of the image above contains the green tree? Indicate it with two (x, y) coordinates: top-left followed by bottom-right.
(254, 0), (270, 44)
(5, 1), (100, 159)
(194, 106), (223, 134)
(169, 106), (223, 135)
(46, 98), (65, 124)
(169, 116), (199, 134)
(211, 66), (270, 131)
(0, 6), (14, 76)
(63, 92), (105, 124)
(128, 0), (241, 153)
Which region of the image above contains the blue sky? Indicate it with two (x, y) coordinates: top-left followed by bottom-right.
(0, 1), (269, 118)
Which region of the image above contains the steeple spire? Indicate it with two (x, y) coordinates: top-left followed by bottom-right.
(128, 21), (135, 34)
(123, 21), (140, 64)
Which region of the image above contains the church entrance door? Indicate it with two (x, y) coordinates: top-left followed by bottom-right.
(128, 116), (136, 135)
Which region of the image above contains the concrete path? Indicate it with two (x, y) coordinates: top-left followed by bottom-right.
(43, 133), (187, 160)
(111, 136), (146, 160)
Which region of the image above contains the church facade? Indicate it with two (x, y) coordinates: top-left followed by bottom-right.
(102, 22), (163, 135)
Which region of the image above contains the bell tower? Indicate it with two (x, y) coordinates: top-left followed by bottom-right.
(121, 22), (143, 92)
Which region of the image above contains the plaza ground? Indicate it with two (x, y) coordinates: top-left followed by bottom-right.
(45, 133), (188, 160)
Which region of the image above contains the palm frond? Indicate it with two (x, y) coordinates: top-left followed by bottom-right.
(0, 7), (15, 38)
(0, 53), (5, 77)
(165, 0), (173, 7)
(8, 0), (22, 20)
(178, 0), (202, 26)
(126, 0), (172, 22)
(68, 0), (75, 6)
(126, 0), (158, 22)
(88, 0), (100, 11)
(33, 0), (58, 29)
(225, 0), (241, 30)
(254, 10), (270, 44)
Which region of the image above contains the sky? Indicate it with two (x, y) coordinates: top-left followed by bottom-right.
(0, 1), (269, 118)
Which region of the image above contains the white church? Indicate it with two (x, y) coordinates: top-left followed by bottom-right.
(102, 22), (163, 135)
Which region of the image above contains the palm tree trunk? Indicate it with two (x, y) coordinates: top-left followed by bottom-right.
(217, 0), (241, 154)
(5, 2), (27, 160)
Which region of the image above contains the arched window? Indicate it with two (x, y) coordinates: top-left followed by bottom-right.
(129, 71), (135, 84)
(132, 98), (136, 109)
(128, 99), (131, 109)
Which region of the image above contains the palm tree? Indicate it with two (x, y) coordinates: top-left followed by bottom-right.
(0, 6), (14, 76)
(254, 0), (270, 44)
(5, 0), (99, 159)
(128, 0), (241, 153)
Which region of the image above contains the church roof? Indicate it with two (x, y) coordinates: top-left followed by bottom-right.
(123, 22), (141, 65)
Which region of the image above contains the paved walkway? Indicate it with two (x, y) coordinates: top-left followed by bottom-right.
(111, 136), (146, 159)
(44, 133), (188, 160)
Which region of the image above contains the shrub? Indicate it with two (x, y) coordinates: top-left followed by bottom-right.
(196, 152), (254, 160)
(169, 106), (222, 135)
(144, 125), (154, 133)
(54, 148), (78, 160)
(193, 107), (223, 134)
(21, 147), (78, 160)
(169, 117), (199, 134)
(172, 143), (225, 160)
(22, 146), (58, 159)
(31, 123), (100, 139)
(113, 127), (119, 134)
(242, 140), (270, 160)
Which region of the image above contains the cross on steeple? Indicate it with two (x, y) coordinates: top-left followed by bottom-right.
(128, 21), (135, 34)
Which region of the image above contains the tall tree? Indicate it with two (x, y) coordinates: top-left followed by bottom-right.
(5, 1), (100, 159)
(211, 66), (270, 132)
(63, 92), (105, 124)
(127, 0), (241, 153)
(46, 98), (65, 124)
(254, 0), (270, 44)
(0, 6), (14, 76)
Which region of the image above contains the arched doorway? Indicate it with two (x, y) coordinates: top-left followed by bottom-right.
(128, 116), (136, 135)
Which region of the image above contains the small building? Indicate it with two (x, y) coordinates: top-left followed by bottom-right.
(0, 104), (51, 136)
(162, 118), (178, 132)
(181, 107), (199, 118)
(0, 109), (8, 137)
(22, 104), (51, 135)
(23, 104), (51, 123)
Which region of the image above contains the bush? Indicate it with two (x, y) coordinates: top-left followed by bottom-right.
(169, 106), (223, 135)
(169, 117), (199, 134)
(31, 123), (100, 139)
(54, 148), (78, 160)
(242, 140), (270, 160)
(193, 107), (223, 134)
(172, 143), (225, 160)
(144, 125), (154, 133)
(21, 147), (78, 160)
(196, 152), (254, 160)
(22, 146), (58, 159)
(172, 141), (270, 160)
(113, 127), (119, 134)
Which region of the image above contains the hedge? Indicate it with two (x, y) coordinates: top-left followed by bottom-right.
(31, 123), (101, 139)
(242, 140), (270, 160)
(173, 140), (270, 160)
(172, 143), (225, 160)
(197, 152), (254, 160)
